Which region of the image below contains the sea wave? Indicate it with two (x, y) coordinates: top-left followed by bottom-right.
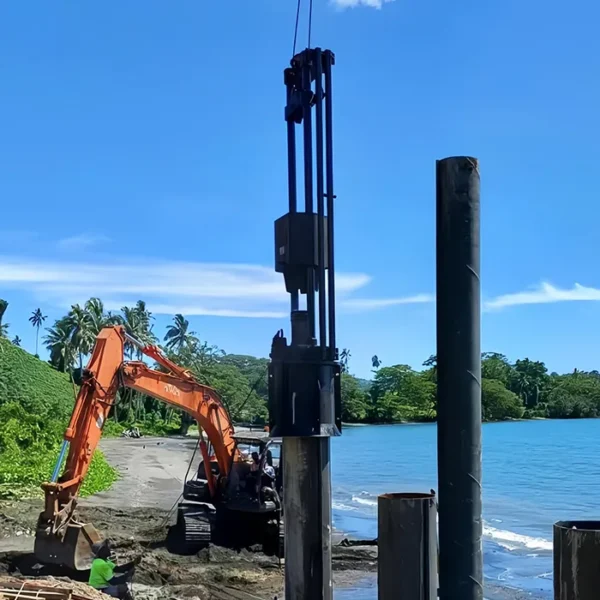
(482, 524), (553, 552)
(351, 495), (377, 507)
(333, 492), (553, 553)
(332, 501), (359, 512)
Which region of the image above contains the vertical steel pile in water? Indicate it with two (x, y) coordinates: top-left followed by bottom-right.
(436, 156), (483, 600)
(378, 492), (438, 600)
(554, 520), (600, 599)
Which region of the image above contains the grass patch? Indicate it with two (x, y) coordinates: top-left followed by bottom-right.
(0, 339), (118, 499)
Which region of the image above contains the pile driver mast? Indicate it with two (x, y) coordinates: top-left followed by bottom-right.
(268, 47), (341, 600)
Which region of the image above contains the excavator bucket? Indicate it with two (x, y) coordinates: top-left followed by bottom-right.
(34, 522), (103, 571)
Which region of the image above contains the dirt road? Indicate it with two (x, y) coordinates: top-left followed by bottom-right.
(83, 437), (201, 511)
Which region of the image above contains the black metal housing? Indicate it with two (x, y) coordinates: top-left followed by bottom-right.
(268, 329), (341, 438)
(274, 213), (328, 294)
(269, 47), (340, 439)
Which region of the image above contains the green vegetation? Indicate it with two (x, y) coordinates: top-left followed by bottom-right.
(342, 352), (600, 423)
(1, 298), (270, 438)
(0, 335), (117, 498)
(3, 296), (600, 437)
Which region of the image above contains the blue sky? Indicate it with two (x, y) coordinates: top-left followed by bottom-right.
(2, 0), (600, 379)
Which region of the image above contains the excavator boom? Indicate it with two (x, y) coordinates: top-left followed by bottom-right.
(34, 326), (238, 570)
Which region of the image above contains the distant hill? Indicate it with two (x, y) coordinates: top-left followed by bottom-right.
(356, 377), (372, 392)
(0, 337), (75, 419)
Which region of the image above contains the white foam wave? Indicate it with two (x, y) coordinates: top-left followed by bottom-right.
(335, 492), (552, 554)
(332, 502), (358, 512)
(483, 525), (552, 552)
(352, 495), (377, 507)
(536, 571), (552, 580)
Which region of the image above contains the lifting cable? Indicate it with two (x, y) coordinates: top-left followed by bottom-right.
(156, 435), (201, 531)
(233, 369), (267, 422)
(292, 0), (315, 57)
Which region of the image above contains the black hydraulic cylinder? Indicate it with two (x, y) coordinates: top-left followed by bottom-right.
(323, 52), (336, 353)
(286, 82), (299, 312)
(378, 492), (438, 600)
(436, 156), (483, 600)
(554, 520), (600, 600)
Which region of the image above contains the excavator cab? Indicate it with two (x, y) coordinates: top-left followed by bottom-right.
(175, 430), (284, 556)
(226, 431), (282, 509)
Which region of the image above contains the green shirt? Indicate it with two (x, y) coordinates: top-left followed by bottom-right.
(89, 558), (116, 589)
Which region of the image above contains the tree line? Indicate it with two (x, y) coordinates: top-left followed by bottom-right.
(340, 351), (600, 423)
(2, 297), (599, 427)
(0, 297), (269, 433)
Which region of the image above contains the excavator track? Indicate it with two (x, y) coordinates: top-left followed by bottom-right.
(169, 503), (215, 554)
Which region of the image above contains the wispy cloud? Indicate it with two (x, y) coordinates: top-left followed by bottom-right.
(341, 293), (434, 312)
(57, 234), (111, 250)
(7, 254), (596, 318)
(331, 0), (394, 9)
(107, 303), (288, 319)
(484, 282), (600, 311)
(0, 256), (373, 319)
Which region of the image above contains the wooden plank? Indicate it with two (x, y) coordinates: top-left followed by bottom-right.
(0, 591), (69, 600)
(0, 589), (69, 596)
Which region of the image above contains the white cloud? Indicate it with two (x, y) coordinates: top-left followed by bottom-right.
(341, 293), (434, 312)
(0, 256), (372, 319)
(108, 303), (288, 319)
(57, 234), (111, 250)
(484, 282), (600, 311)
(331, 0), (394, 9)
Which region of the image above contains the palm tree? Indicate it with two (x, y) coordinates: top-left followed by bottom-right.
(0, 299), (9, 339)
(29, 308), (47, 356)
(133, 300), (157, 348)
(12, 335), (21, 347)
(135, 300), (151, 330)
(104, 310), (124, 327)
(340, 348), (351, 373)
(164, 314), (196, 351)
(119, 301), (157, 421)
(67, 304), (94, 369)
(45, 318), (76, 372)
(84, 298), (106, 337)
(120, 305), (144, 358)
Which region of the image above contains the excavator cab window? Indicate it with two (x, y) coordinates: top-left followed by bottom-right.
(229, 432), (282, 502)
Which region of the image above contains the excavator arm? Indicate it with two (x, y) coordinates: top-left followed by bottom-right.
(34, 325), (238, 570)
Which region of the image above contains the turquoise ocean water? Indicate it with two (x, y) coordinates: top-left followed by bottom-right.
(330, 419), (600, 599)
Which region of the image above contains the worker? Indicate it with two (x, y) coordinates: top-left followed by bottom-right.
(245, 452), (261, 497)
(89, 540), (140, 600)
(262, 450), (276, 484)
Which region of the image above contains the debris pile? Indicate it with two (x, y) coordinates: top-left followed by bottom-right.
(0, 577), (106, 600)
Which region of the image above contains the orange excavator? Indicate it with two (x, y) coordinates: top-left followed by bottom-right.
(34, 326), (283, 571)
